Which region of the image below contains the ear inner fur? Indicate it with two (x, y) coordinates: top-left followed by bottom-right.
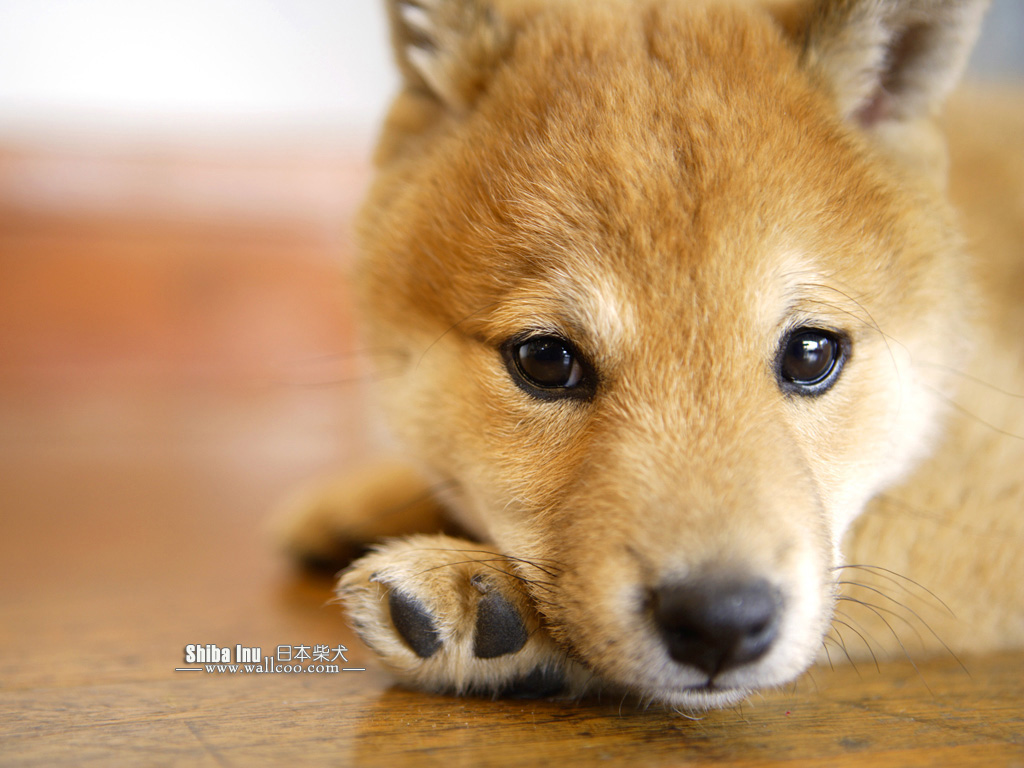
(796, 0), (989, 127)
(386, 0), (514, 114)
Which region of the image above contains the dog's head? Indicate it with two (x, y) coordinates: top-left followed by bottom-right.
(356, 0), (986, 707)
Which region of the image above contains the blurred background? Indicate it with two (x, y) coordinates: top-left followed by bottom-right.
(0, 0), (1021, 540)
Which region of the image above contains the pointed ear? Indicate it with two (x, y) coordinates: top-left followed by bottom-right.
(386, 0), (512, 115)
(798, 0), (989, 128)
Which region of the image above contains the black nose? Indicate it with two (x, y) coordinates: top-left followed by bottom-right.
(652, 576), (783, 677)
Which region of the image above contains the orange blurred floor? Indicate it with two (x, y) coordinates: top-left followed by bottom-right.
(1, 145), (1022, 767)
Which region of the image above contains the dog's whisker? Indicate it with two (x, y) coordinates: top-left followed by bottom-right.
(837, 592), (968, 679)
(835, 596), (934, 695)
(834, 563), (956, 617)
(825, 626), (861, 677)
(407, 546), (566, 573)
(267, 347), (411, 389)
(913, 361), (1024, 400)
(803, 283), (906, 407)
(837, 581), (965, 668)
(804, 666), (820, 696)
(800, 297), (894, 341)
(820, 639), (836, 672)
(870, 494), (1021, 540)
(836, 592), (929, 649)
(410, 557), (561, 595)
(830, 616), (881, 673)
(414, 301), (504, 372)
(922, 383), (1024, 441)
(358, 480), (461, 526)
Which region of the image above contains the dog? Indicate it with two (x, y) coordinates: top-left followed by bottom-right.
(277, 0), (1024, 710)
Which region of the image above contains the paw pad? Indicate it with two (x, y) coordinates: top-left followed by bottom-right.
(386, 579), (529, 660)
(473, 590), (528, 658)
(388, 589), (442, 658)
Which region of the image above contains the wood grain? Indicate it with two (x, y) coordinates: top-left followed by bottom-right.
(1, 144), (1022, 768)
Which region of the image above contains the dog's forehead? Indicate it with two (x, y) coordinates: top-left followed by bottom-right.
(456, 9), (847, 323)
(463, 4), (863, 288)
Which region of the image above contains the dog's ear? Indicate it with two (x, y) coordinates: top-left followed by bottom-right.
(385, 0), (512, 115)
(796, 0), (988, 128)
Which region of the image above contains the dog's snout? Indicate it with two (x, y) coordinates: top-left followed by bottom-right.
(652, 576), (783, 677)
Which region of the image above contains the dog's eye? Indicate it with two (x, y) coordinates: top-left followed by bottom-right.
(504, 335), (594, 400)
(778, 329), (846, 394)
(516, 337), (583, 388)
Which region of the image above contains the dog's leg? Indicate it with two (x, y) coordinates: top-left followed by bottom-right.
(339, 534), (594, 698)
(273, 460), (449, 573)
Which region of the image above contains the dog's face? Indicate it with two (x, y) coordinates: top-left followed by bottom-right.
(355, 0), (982, 707)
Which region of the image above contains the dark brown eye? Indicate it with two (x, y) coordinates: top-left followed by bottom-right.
(504, 335), (594, 400)
(779, 329), (845, 394)
(517, 337), (582, 387)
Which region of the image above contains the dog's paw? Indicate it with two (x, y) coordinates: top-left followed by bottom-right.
(270, 462), (446, 574)
(338, 534), (592, 698)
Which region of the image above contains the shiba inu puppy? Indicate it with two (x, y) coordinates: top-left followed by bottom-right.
(278, 0), (1024, 710)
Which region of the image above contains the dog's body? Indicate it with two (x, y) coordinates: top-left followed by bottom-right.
(280, 0), (1023, 709)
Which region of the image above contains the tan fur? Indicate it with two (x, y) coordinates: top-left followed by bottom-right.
(277, 0), (1022, 709)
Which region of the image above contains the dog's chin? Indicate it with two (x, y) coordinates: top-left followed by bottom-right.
(648, 684), (753, 712)
(620, 666), (797, 711)
(585, 638), (818, 711)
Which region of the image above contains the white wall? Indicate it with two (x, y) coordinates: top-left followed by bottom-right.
(0, 0), (1020, 147)
(0, 1), (398, 146)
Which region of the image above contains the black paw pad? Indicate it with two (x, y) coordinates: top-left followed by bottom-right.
(388, 590), (442, 658)
(473, 591), (528, 659)
(500, 667), (566, 699)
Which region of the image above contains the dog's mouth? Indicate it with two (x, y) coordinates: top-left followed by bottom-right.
(613, 660), (769, 708)
(552, 633), (760, 709)
(609, 650), (799, 710)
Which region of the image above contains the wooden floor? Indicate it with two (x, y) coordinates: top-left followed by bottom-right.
(1, 143), (1022, 767)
